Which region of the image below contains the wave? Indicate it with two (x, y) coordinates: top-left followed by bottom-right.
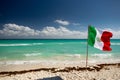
(111, 43), (120, 45)
(0, 44), (31, 46)
(32, 43), (44, 45)
(0, 43), (44, 46)
(0, 60), (42, 65)
(65, 54), (81, 58)
(24, 53), (41, 57)
(0, 59), (120, 65)
(91, 53), (112, 58)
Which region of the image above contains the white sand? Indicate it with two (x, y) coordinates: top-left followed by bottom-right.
(0, 65), (120, 80)
(0, 60), (120, 80)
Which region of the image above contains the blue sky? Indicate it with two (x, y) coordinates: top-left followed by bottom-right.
(0, 0), (120, 39)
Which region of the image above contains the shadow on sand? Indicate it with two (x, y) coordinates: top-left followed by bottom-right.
(36, 76), (63, 80)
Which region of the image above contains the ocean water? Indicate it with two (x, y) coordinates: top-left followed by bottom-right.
(0, 39), (120, 62)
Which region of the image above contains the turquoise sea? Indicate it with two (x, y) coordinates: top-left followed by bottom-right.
(0, 39), (120, 62)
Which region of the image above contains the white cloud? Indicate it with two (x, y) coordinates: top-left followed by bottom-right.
(41, 26), (87, 38)
(0, 23), (119, 39)
(0, 24), (36, 38)
(55, 20), (70, 25)
(0, 23), (86, 39)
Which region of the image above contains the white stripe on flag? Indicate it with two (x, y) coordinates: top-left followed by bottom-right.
(94, 28), (104, 50)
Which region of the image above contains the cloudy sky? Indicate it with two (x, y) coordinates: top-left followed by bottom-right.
(0, 0), (120, 39)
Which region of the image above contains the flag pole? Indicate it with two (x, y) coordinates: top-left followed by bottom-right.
(86, 25), (89, 69)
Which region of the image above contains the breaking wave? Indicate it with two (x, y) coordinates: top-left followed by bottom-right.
(91, 53), (112, 58)
(24, 53), (42, 57)
(111, 43), (120, 45)
(65, 54), (81, 58)
(0, 43), (44, 46)
(0, 60), (42, 65)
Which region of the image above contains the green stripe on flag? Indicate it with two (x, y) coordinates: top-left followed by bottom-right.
(88, 26), (97, 46)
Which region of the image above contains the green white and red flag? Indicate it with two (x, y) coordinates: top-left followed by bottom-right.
(88, 26), (113, 51)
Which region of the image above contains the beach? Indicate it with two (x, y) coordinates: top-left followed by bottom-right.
(1, 0), (120, 79)
(0, 61), (120, 80)
(0, 39), (120, 80)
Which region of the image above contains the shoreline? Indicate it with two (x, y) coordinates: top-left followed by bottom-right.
(0, 62), (120, 80)
(0, 63), (120, 74)
(0, 59), (120, 72)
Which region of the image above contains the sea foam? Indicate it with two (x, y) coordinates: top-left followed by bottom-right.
(111, 43), (120, 45)
(91, 53), (112, 58)
(24, 53), (42, 57)
(0, 43), (44, 46)
(0, 60), (42, 65)
(65, 54), (81, 58)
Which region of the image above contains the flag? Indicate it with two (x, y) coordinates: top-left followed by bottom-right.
(88, 25), (113, 51)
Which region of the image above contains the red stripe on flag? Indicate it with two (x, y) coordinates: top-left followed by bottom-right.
(101, 31), (113, 51)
